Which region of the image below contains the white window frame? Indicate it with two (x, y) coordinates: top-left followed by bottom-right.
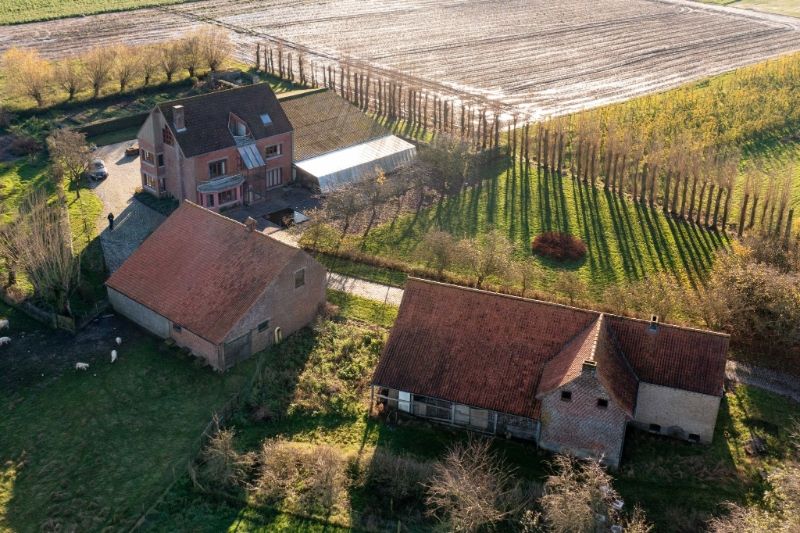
(208, 158), (227, 179)
(265, 143), (282, 159)
(267, 167), (282, 188)
(398, 391), (411, 413)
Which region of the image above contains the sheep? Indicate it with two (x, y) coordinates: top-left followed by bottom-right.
(115, 337), (122, 346)
(0, 319), (8, 330)
(0, 336), (10, 347)
(111, 350), (117, 363)
(75, 362), (89, 371)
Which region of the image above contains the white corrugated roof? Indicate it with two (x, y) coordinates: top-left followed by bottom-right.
(295, 135), (416, 192)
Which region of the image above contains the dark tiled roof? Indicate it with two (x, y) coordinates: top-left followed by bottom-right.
(279, 89), (388, 161)
(373, 279), (728, 419)
(106, 201), (301, 344)
(372, 279), (598, 418)
(158, 84), (292, 158)
(605, 316), (729, 397)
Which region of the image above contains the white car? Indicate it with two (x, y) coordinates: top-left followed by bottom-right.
(87, 159), (108, 181)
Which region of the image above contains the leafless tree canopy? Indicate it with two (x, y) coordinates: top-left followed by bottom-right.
(1, 47), (53, 107)
(47, 129), (92, 200)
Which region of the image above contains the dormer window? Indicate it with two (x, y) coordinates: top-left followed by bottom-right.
(260, 113), (272, 126)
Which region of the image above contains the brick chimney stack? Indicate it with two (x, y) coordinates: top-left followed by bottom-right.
(245, 217), (257, 232)
(172, 105), (186, 132)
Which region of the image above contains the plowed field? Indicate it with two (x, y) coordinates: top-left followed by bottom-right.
(1, 0), (798, 117)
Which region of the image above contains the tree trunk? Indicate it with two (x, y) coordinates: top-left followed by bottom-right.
(784, 209), (794, 246)
(696, 181), (707, 225)
(737, 193), (749, 237)
(590, 143), (598, 187)
(663, 171), (672, 213)
(749, 195), (759, 229)
(557, 133), (565, 174)
(671, 170), (680, 213)
(680, 174), (689, 218)
(688, 176), (698, 220)
(648, 166), (657, 209)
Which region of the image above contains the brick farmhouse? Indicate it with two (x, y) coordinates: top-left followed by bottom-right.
(136, 83), (293, 211)
(106, 201), (326, 371)
(372, 279), (729, 468)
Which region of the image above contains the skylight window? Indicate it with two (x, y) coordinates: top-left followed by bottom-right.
(260, 113), (272, 126)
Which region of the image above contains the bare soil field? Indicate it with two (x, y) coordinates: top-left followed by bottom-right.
(1, 0), (798, 117)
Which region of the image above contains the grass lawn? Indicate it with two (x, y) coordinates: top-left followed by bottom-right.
(0, 0), (193, 25)
(313, 160), (729, 298)
(0, 326), (263, 532)
(318, 254), (408, 288)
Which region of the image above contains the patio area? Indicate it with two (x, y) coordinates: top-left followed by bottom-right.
(223, 184), (320, 233)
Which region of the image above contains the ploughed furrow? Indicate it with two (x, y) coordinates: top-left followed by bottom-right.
(1, 0), (798, 118)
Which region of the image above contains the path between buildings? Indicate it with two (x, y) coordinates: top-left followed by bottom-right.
(327, 272), (404, 307)
(726, 360), (800, 403)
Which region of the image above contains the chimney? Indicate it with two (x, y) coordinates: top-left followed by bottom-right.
(172, 105), (186, 132)
(581, 360), (597, 376)
(648, 314), (659, 333)
(244, 216), (257, 232)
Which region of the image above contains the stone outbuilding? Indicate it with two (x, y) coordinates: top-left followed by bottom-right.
(371, 279), (729, 468)
(106, 201), (326, 371)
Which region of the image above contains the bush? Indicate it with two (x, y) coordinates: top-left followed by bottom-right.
(532, 232), (586, 262)
(193, 425), (254, 491)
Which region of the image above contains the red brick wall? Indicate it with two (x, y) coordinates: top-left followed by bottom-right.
(538, 371), (629, 469)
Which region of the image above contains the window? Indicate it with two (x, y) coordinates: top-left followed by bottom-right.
(162, 126), (174, 145)
(597, 398), (609, 409)
(294, 268), (305, 288)
(649, 423), (662, 433)
(157, 153), (165, 167)
(260, 113), (272, 125)
(209, 159), (227, 178)
(206, 194), (215, 207)
(560, 391), (572, 402)
(173, 324), (182, 332)
(258, 320), (270, 332)
(265, 144), (281, 158)
(688, 433), (700, 442)
(141, 150), (155, 164)
(143, 172), (158, 191)
(218, 189), (236, 205)
(267, 167), (282, 188)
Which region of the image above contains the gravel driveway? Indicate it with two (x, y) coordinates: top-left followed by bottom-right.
(90, 140), (166, 272)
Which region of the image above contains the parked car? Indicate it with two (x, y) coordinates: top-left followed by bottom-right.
(125, 143), (140, 157)
(87, 159), (108, 181)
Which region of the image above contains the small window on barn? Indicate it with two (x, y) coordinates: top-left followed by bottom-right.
(597, 398), (609, 409)
(560, 391), (572, 402)
(294, 268), (305, 289)
(173, 324), (182, 333)
(688, 433), (700, 442)
(258, 320), (270, 332)
(649, 423), (661, 433)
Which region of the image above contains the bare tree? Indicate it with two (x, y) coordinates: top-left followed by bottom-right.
(415, 230), (458, 277)
(180, 32), (204, 77)
(159, 41), (182, 82)
(54, 57), (86, 101)
(513, 258), (543, 297)
(324, 184), (365, 238)
(1, 47), (53, 107)
(553, 271), (587, 305)
(83, 46), (116, 98)
(139, 45), (160, 86)
(10, 191), (80, 316)
(425, 438), (527, 532)
(112, 45), (140, 92)
(200, 27), (232, 72)
(47, 129), (92, 200)
(458, 229), (514, 288)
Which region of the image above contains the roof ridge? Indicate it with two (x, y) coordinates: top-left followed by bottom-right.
(407, 278), (729, 340)
(157, 82), (276, 108)
(406, 277), (601, 319)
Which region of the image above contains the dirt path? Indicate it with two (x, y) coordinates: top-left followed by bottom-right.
(327, 272), (404, 306)
(1, 0), (798, 119)
(726, 360), (800, 403)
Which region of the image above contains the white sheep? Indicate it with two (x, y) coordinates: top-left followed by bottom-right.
(0, 336), (10, 347)
(0, 319), (8, 330)
(111, 350), (117, 363)
(115, 337), (122, 346)
(75, 362), (89, 371)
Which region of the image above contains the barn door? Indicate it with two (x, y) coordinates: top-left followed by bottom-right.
(223, 331), (252, 369)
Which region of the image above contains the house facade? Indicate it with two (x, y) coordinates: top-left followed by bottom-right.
(106, 201), (326, 371)
(136, 83), (293, 212)
(371, 279), (729, 468)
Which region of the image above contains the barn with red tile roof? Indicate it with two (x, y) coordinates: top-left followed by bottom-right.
(372, 279), (729, 468)
(106, 201), (326, 371)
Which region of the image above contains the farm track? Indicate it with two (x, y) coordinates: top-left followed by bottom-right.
(1, 0), (798, 118)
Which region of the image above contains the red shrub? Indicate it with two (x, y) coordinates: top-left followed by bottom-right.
(532, 232), (586, 262)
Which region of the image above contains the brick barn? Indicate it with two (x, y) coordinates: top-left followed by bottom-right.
(106, 201), (326, 371)
(371, 279), (729, 468)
